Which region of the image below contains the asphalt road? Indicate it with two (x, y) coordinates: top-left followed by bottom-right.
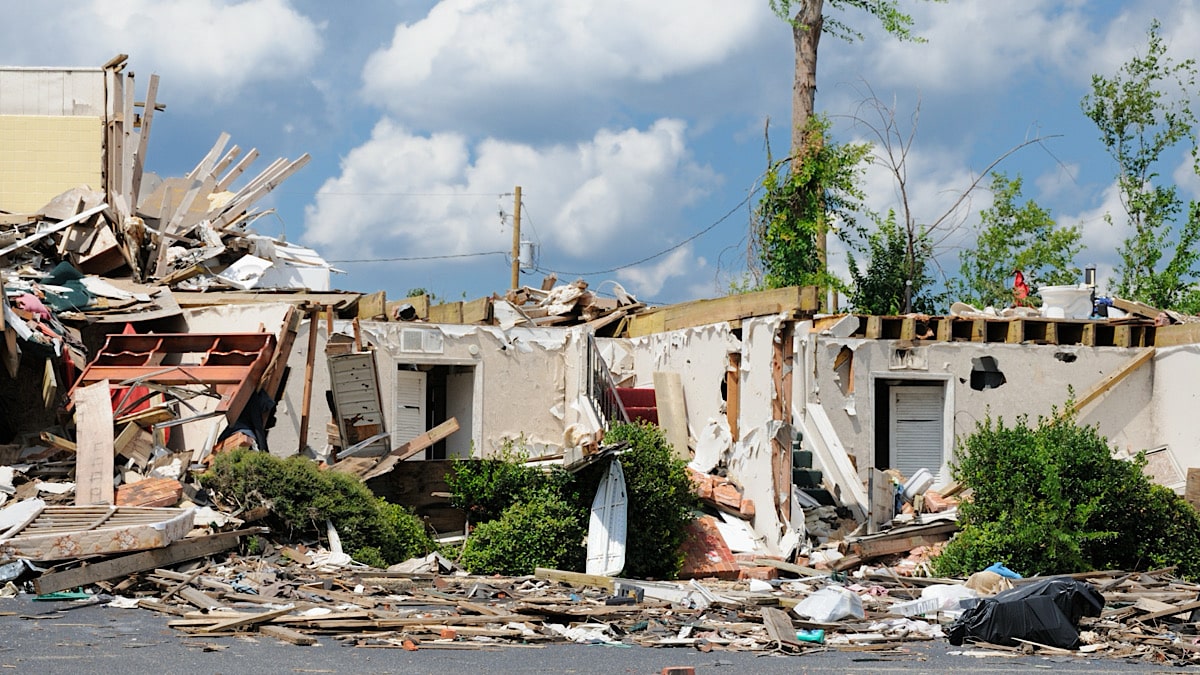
(0, 594), (1181, 674)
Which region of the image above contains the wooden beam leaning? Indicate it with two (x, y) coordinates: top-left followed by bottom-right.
(130, 73), (159, 209)
(1067, 347), (1156, 418)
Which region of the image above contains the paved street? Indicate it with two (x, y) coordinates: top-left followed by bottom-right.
(0, 595), (1181, 674)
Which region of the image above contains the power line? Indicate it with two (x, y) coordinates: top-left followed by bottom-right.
(281, 191), (512, 197)
(329, 251), (508, 263)
(535, 189), (756, 277)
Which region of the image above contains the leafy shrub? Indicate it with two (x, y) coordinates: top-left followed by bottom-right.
(448, 423), (697, 578)
(934, 413), (1200, 579)
(445, 441), (570, 523)
(200, 449), (432, 566)
(601, 421), (699, 579)
(459, 490), (586, 575)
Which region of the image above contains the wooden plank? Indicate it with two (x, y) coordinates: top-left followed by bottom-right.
(213, 154), (311, 229)
(215, 148), (259, 193)
(200, 604), (296, 633)
(900, 317), (916, 341)
(357, 418), (461, 481)
(428, 301), (464, 324)
(865, 316), (883, 339)
(726, 353), (740, 442)
(652, 372), (689, 460)
(357, 291), (387, 321)
(1137, 599), (1200, 623)
(298, 308), (321, 454)
(761, 607), (805, 650)
(847, 522), (959, 560)
(1112, 297), (1162, 320)
(462, 297), (492, 324)
(1068, 348), (1155, 417)
(0, 203), (109, 258)
(1006, 320), (1024, 344)
(260, 304), (301, 400)
(533, 567), (616, 593)
(32, 529), (252, 595)
(1156, 322), (1200, 347)
(625, 286), (817, 337)
(74, 380), (115, 506)
(259, 624), (317, 646)
(130, 73), (159, 209)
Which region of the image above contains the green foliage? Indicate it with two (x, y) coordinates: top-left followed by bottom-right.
(934, 413), (1200, 580)
(1082, 20), (1200, 312)
(445, 440), (571, 523)
(953, 173), (1083, 309)
(449, 424), (697, 579)
(601, 422), (700, 579)
(199, 449), (432, 566)
(753, 116), (871, 290)
(769, 0), (933, 43)
(847, 209), (942, 314)
(459, 491), (586, 576)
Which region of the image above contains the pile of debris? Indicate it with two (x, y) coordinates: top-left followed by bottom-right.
(500, 277), (646, 335)
(7, 528), (1200, 665)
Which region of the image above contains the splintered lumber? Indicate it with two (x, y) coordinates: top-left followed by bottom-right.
(259, 624), (317, 646)
(73, 379), (115, 505)
(533, 568), (617, 593)
(844, 521), (959, 561)
(333, 417), (460, 478)
(33, 529), (256, 595)
(761, 607), (805, 650)
(199, 604), (297, 633)
(0, 203), (109, 258)
(361, 417), (460, 480)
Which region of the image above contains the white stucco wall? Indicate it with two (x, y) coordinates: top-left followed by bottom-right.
(807, 337), (1159, 483)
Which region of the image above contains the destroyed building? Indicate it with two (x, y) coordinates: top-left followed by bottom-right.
(6, 57), (1200, 662)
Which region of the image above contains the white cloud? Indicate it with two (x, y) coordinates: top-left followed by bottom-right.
(0, 0), (322, 102)
(360, 0), (772, 124)
(616, 246), (703, 299)
(303, 117), (718, 266)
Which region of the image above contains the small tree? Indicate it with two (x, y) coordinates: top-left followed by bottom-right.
(1082, 20), (1200, 311)
(847, 209), (941, 314)
(954, 173), (1083, 309)
(751, 115), (871, 292)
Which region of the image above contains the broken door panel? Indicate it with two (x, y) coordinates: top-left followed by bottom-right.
(328, 351), (388, 456)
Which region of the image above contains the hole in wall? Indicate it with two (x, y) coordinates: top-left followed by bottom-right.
(969, 355), (1007, 391)
(833, 346), (854, 396)
(1054, 351), (1078, 363)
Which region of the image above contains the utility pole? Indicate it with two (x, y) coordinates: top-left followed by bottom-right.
(510, 185), (522, 290)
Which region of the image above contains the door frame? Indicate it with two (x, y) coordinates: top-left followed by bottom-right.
(869, 371), (954, 483)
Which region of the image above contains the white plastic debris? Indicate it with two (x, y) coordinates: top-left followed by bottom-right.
(793, 586), (865, 623)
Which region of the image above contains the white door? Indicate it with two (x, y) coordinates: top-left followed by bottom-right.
(393, 369), (427, 449)
(889, 385), (945, 484)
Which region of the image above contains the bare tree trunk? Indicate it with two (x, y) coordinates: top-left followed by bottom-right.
(792, 1), (825, 304)
(791, 2), (824, 163)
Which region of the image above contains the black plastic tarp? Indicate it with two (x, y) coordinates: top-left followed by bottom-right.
(948, 577), (1105, 649)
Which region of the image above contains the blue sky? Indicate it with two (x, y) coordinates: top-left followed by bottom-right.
(3, 1), (1200, 307)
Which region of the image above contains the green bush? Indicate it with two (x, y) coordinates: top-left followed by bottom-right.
(199, 449), (432, 566)
(601, 421), (699, 579)
(448, 423), (697, 579)
(934, 413), (1200, 579)
(459, 490), (586, 575)
(445, 441), (570, 523)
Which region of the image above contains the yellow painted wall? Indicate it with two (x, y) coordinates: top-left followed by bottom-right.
(0, 115), (102, 213)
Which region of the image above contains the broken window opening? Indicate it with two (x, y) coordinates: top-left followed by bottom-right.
(969, 356), (1007, 391)
(833, 346), (854, 397)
